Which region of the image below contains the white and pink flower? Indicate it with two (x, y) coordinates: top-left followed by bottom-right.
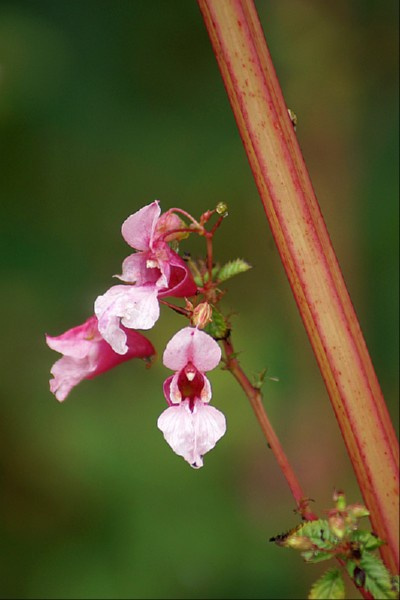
(157, 327), (226, 468)
(46, 315), (155, 402)
(95, 201), (197, 354)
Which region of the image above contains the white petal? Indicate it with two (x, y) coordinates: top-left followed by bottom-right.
(49, 355), (94, 402)
(157, 400), (226, 468)
(200, 375), (212, 403)
(157, 402), (197, 465)
(192, 403), (226, 460)
(95, 284), (160, 354)
(168, 372), (182, 404)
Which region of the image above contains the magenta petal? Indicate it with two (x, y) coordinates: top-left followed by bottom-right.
(163, 327), (221, 372)
(95, 284), (160, 354)
(121, 201), (160, 251)
(163, 372), (181, 405)
(92, 327), (155, 377)
(162, 375), (175, 406)
(157, 247), (197, 299)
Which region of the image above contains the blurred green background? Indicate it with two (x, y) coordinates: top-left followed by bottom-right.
(0, 1), (398, 598)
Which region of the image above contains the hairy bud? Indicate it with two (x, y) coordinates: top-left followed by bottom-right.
(192, 302), (213, 329)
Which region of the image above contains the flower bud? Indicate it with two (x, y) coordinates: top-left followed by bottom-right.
(216, 202), (228, 216)
(333, 489), (346, 511)
(328, 514), (346, 539)
(156, 212), (188, 242)
(347, 503), (370, 520)
(191, 302), (213, 329)
(285, 535), (314, 551)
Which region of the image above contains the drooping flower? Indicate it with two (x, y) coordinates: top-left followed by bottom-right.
(157, 327), (225, 468)
(95, 201), (197, 354)
(46, 315), (155, 402)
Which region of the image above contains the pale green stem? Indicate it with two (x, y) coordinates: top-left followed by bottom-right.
(198, 0), (399, 573)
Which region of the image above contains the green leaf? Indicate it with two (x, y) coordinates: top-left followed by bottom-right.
(193, 273), (203, 287)
(302, 550), (334, 564)
(204, 308), (229, 340)
(253, 368), (268, 390)
(271, 520), (339, 563)
(309, 568), (345, 600)
(217, 258), (251, 282)
(295, 519), (338, 562)
(295, 519), (338, 546)
(203, 265), (221, 284)
(361, 552), (399, 599)
(351, 529), (385, 551)
(347, 552), (398, 599)
(192, 265), (220, 287)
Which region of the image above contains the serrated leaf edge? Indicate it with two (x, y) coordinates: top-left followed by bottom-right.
(308, 568), (345, 600)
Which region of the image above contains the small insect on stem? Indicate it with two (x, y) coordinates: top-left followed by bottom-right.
(287, 108), (297, 131)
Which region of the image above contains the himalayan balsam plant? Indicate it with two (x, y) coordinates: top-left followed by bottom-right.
(47, 200), (398, 599)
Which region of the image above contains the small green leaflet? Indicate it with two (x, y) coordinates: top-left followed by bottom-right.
(204, 308), (229, 340)
(217, 258), (252, 282)
(191, 259), (251, 286)
(309, 568), (345, 600)
(192, 266), (220, 287)
(351, 530), (385, 551)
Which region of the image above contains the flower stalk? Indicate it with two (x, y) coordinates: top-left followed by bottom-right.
(223, 335), (318, 522)
(198, 0), (399, 573)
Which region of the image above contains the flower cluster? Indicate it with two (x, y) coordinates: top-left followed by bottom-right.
(46, 201), (226, 468)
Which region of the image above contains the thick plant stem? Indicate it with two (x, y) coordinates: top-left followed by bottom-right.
(223, 336), (317, 522)
(198, 0), (399, 573)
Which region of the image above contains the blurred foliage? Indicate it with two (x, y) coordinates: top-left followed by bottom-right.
(0, 1), (398, 598)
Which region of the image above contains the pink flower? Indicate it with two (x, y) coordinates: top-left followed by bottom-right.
(46, 315), (155, 402)
(157, 327), (226, 468)
(119, 201), (196, 297)
(95, 201), (197, 354)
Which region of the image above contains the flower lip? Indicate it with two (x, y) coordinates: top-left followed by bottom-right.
(163, 365), (213, 411)
(157, 400), (226, 469)
(177, 364), (204, 405)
